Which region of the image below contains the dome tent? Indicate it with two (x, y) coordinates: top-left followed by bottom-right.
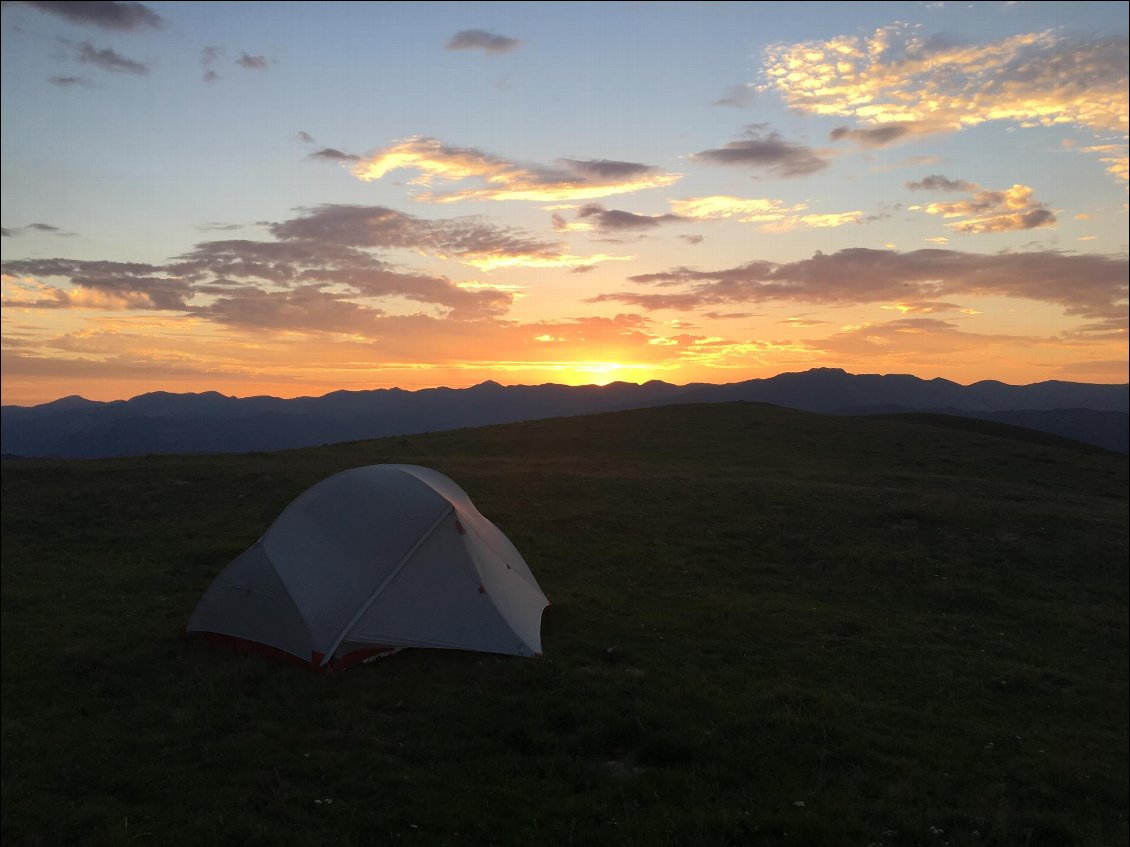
(187, 464), (548, 670)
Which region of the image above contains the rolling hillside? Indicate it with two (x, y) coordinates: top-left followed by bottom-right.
(2, 404), (1127, 846)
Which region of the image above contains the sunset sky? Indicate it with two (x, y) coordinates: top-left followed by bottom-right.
(2, 1), (1127, 406)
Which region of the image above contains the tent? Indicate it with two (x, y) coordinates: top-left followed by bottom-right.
(187, 464), (548, 670)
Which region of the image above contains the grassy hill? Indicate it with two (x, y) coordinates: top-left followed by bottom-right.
(2, 403), (1126, 846)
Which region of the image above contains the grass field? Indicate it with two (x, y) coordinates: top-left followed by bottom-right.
(2, 403), (1127, 846)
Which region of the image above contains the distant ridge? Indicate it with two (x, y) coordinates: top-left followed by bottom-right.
(2, 368), (1126, 459)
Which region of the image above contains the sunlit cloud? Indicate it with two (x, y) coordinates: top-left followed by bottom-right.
(670, 195), (802, 223)
(761, 211), (864, 233)
(669, 195), (862, 232)
(880, 301), (965, 314)
(762, 25), (1128, 142)
(1080, 145), (1129, 183)
(909, 182), (1056, 233)
(351, 136), (681, 202)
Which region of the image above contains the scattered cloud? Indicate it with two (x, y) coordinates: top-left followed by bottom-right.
(12, 0), (164, 31)
(75, 41), (148, 74)
(266, 203), (576, 271)
(200, 46), (274, 81)
(308, 147), (361, 163)
(351, 136), (681, 202)
(236, 52), (271, 70)
(678, 234), (705, 245)
(713, 83), (757, 107)
(446, 29), (520, 54)
(48, 75), (92, 87)
(669, 195), (862, 232)
(693, 126), (829, 177)
(830, 124), (916, 149)
(909, 182), (1056, 233)
(1080, 144), (1129, 183)
(575, 203), (685, 231)
(200, 45), (223, 82)
(762, 25), (1129, 142)
(2, 222), (74, 237)
(906, 174), (976, 192)
(596, 247), (1127, 320)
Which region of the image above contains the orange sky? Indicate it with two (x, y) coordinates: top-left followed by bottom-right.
(2, 2), (1126, 405)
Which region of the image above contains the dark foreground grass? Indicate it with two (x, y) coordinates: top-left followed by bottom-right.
(2, 403), (1127, 846)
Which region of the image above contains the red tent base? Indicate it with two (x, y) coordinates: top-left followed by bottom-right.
(189, 632), (400, 674)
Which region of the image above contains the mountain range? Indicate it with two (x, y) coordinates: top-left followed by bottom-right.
(2, 368), (1126, 459)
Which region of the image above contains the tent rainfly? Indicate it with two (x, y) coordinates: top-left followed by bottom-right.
(187, 464), (548, 670)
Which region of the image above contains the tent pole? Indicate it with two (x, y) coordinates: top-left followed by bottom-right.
(319, 505), (454, 666)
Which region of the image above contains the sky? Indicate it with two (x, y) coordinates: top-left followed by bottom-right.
(1, 1), (1127, 406)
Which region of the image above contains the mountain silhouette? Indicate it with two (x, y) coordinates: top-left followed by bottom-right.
(2, 368), (1125, 459)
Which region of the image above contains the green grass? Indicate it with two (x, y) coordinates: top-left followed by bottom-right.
(2, 403), (1127, 846)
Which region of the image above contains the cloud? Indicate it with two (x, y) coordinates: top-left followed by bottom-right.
(575, 203), (685, 231)
(678, 235), (704, 245)
(2, 222), (74, 237)
(76, 41), (148, 74)
(829, 124), (916, 148)
(351, 136), (681, 202)
(13, 1), (163, 31)
(267, 203), (579, 271)
(236, 52), (271, 70)
(693, 127), (829, 177)
(1080, 144), (1129, 183)
(595, 247), (1126, 320)
(713, 83), (757, 107)
(2, 259), (191, 310)
(446, 29), (520, 54)
(906, 174), (976, 192)
(308, 147), (361, 162)
(669, 195), (862, 232)
(48, 75), (92, 87)
(762, 25), (1128, 140)
(909, 182), (1056, 233)
(3, 201), (586, 323)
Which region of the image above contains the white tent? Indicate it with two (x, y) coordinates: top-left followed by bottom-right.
(187, 464), (548, 670)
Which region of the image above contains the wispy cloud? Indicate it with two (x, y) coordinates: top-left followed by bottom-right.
(829, 124), (916, 149)
(200, 46), (275, 82)
(351, 136), (681, 202)
(713, 83), (757, 108)
(592, 248), (1127, 320)
(13, 0), (163, 31)
(75, 41), (148, 75)
(669, 195), (863, 232)
(1080, 144), (1129, 183)
(48, 75), (92, 88)
(693, 126), (829, 177)
(446, 29), (520, 54)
